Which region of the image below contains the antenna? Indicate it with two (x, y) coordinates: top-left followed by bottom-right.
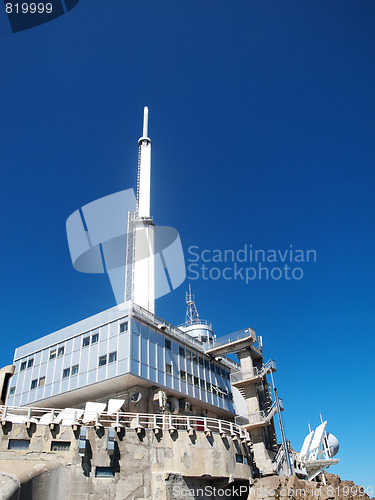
(137, 106), (152, 218)
(127, 106), (155, 313)
(143, 106), (149, 138)
(185, 284), (200, 325)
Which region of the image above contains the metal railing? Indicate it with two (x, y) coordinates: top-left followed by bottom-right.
(230, 359), (276, 385)
(0, 405), (251, 441)
(208, 327), (257, 349)
(178, 319), (212, 329)
(230, 367), (259, 384)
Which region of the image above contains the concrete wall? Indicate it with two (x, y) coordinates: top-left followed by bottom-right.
(0, 422), (253, 499)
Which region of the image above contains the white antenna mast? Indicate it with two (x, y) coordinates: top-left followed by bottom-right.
(137, 106), (152, 218)
(125, 107), (155, 313)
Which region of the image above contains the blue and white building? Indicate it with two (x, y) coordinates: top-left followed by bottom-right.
(7, 301), (237, 417)
(6, 108), (239, 419)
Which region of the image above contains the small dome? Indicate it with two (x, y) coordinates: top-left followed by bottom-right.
(326, 433), (339, 457)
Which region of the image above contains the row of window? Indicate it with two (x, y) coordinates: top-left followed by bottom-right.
(99, 351), (117, 366)
(30, 376), (46, 390)
(8, 439), (71, 451)
(17, 321), (129, 374)
(164, 363), (231, 399)
(11, 351), (119, 395)
(82, 332), (99, 347)
(165, 339), (230, 379)
(62, 364), (79, 379)
(20, 359), (34, 371)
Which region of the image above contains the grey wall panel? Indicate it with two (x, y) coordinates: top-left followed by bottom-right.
(69, 377), (78, 391)
(108, 336), (117, 352)
(131, 360), (140, 376)
(149, 342), (156, 368)
(141, 363), (148, 379)
(117, 359), (128, 374)
(97, 366), (107, 382)
(132, 334), (140, 361)
(149, 367), (157, 383)
(118, 334), (129, 360)
(61, 379), (69, 393)
(107, 363), (117, 379)
(87, 370), (96, 385)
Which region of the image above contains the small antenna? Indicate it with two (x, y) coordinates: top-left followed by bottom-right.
(308, 423), (311, 433)
(320, 413), (323, 424)
(143, 106), (149, 138)
(185, 285), (200, 325)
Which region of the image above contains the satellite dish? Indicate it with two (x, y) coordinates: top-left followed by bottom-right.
(326, 433), (339, 457)
(131, 392), (142, 403)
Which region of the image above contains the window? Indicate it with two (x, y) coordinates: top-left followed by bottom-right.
(82, 336), (90, 347)
(27, 359), (34, 369)
(95, 467), (115, 478)
(38, 377), (45, 387)
(51, 441), (70, 451)
(194, 376), (199, 387)
(199, 357), (204, 367)
(98, 355), (107, 367)
(216, 365), (221, 375)
(165, 363), (172, 375)
(186, 351), (191, 361)
(187, 373), (193, 384)
(108, 351), (117, 363)
(204, 360), (210, 369)
(180, 370), (186, 381)
(165, 338), (171, 350)
(200, 379), (205, 390)
(49, 349), (56, 360)
(8, 387), (15, 396)
(206, 382), (211, 392)
(119, 321), (128, 333)
(71, 364), (79, 376)
(179, 346), (185, 357)
(30, 379), (37, 390)
(57, 346), (64, 357)
(8, 439), (30, 450)
(20, 361), (26, 371)
(62, 368), (70, 379)
(91, 333), (99, 344)
(236, 454), (244, 463)
(192, 355), (198, 364)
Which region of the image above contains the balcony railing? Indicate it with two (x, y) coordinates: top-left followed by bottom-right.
(0, 405), (251, 442)
(209, 327), (257, 349)
(230, 359), (277, 385)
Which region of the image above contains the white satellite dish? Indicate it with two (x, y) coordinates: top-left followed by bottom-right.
(131, 392), (142, 403)
(325, 433), (339, 458)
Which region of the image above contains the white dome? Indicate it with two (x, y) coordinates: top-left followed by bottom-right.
(326, 433), (339, 457)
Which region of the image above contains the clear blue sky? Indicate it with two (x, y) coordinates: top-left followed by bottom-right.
(0, 0), (374, 487)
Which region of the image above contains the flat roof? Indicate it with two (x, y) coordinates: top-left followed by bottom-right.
(14, 302), (132, 361)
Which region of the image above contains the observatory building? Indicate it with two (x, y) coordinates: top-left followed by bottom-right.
(0, 109), (338, 499)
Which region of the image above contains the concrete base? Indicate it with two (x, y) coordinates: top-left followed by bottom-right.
(0, 422), (253, 499)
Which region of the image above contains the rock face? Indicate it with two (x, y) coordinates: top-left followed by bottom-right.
(249, 473), (373, 500)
